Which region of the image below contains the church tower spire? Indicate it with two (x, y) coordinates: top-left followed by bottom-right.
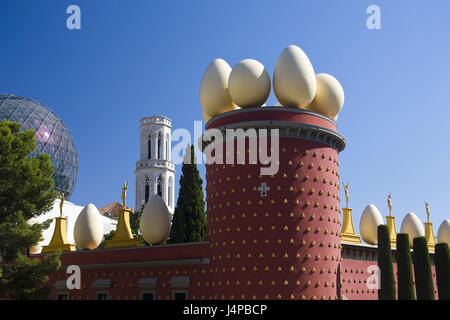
(135, 116), (175, 218)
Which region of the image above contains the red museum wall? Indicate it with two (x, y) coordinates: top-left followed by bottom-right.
(204, 138), (342, 300)
(42, 244), (438, 300)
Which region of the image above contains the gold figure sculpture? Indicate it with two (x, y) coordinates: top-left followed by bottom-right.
(59, 192), (65, 217)
(342, 182), (350, 208)
(41, 191), (76, 253)
(387, 193), (392, 217)
(103, 179), (141, 249)
(121, 180), (128, 208)
(425, 201), (430, 223)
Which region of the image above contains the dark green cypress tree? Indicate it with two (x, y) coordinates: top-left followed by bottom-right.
(434, 243), (450, 300)
(168, 144), (206, 243)
(396, 233), (415, 300)
(378, 224), (396, 300)
(412, 237), (435, 300)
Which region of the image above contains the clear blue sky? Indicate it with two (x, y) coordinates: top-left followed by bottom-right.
(1, 1), (449, 235)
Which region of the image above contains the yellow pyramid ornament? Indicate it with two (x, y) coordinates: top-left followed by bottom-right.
(424, 202), (436, 252)
(386, 193), (397, 248)
(104, 181), (141, 248)
(340, 183), (361, 243)
(41, 193), (76, 253)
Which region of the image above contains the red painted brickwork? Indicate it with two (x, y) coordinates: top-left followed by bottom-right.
(207, 108), (337, 132)
(43, 242), (211, 300)
(340, 257), (438, 300)
(205, 139), (342, 300)
(41, 245), (438, 300)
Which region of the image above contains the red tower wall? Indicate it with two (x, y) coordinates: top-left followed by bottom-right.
(203, 108), (345, 300)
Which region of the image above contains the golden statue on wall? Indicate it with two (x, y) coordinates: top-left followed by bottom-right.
(387, 193), (392, 217)
(425, 201), (430, 223)
(121, 180), (128, 208)
(104, 179), (141, 249)
(342, 182), (350, 208)
(59, 192), (65, 217)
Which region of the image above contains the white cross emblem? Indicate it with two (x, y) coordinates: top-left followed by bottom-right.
(258, 183), (270, 197)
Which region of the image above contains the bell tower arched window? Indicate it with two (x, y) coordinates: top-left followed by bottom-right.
(165, 140), (169, 160)
(168, 176), (173, 207)
(144, 176), (150, 203)
(165, 133), (170, 161)
(147, 134), (152, 159)
(157, 175), (163, 198)
(145, 184), (149, 203)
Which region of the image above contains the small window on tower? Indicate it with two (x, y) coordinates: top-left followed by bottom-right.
(158, 132), (162, 159)
(148, 135), (152, 159)
(168, 177), (173, 207)
(145, 184), (149, 203)
(157, 176), (163, 198)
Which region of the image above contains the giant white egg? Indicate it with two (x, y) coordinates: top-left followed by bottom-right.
(228, 59), (271, 108)
(140, 195), (171, 245)
(73, 203), (104, 250)
(400, 212), (425, 246)
(437, 219), (450, 247)
(360, 204), (384, 245)
(307, 73), (344, 119)
(273, 45), (316, 108)
(200, 58), (239, 119)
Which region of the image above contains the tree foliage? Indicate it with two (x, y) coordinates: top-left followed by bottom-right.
(433, 243), (449, 300)
(412, 236), (435, 300)
(0, 120), (60, 299)
(377, 224), (396, 300)
(396, 233), (415, 300)
(168, 144), (206, 243)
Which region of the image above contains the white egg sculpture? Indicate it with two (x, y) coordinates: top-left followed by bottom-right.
(73, 203), (104, 250)
(200, 58), (239, 119)
(273, 45), (316, 109)
(228, 59), (271, 108)
(400, 212), (425, 246)
(140, 195), (171, 245)
(307, 73), (344, 119)
(359, 204), (384, 245)
(437, 219), (450, 247)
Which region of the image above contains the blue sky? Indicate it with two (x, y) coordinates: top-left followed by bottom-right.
(1, 1), (449, 235)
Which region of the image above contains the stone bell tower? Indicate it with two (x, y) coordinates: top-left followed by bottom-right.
(135, 116), (175, 217)
(201, 107), (346, 300)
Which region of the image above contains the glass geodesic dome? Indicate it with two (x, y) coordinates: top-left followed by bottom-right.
(0, 94), (78, 199)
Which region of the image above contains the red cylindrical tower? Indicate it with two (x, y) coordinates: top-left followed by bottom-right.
(201, 107), (346, 300)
